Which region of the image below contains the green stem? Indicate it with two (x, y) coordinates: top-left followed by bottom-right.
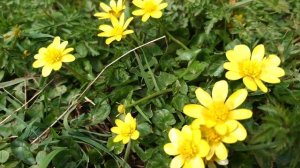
(165, 31), (189, 50)
(123, 141), (131, 167)
(126, 88), (173, 108)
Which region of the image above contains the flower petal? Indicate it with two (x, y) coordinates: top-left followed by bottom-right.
(225, 71), (243, 80)
(215, 143), (228, 160)
(122, 137), (130, 144)
(228, 109), (252, 120)
(251, 44), (265, 61)
(233, 44), (251, 61)
(111, 127), (120, 134)
(151, 11), (162, 18)
(158, 2), (168, 10)
(195, 87), (213, 108)
(215, 123), (227, 135)
(243, 76), (257, 91)
(99, 25), (113, 31)
(254, 78), (268, 93)
(62, 48), (74, 55)
(62, 54), (75, 62)
(223, 62), (239, 72)
(132, 9), (145, 16)
(264, 54), (281, 66)
(52, 37), (60, 46)
(191, 157), (205, 168)
(32, 60), (45, 68)
(169, 128), (181, 143)
(198, 140), (210, 157)
(133, 0), (144, 8)
(212, 80), (228, 103)
(100, 2), (111, 12)
(263, 66), (285, 77)
(123, 17), (134, 29)
(260, 74), (281, 83)
(42, 66), (52, 77)
(164, 143), (179, 155)
(183, 104), (206, 119)
(225, 89), (248, 110)
(142, 13), (151, 22)
(52, 62), (62, 71)
(233, 123), (247, 141)
(131, 130), (139, 140)
(105, 37), (116, 45)
(113, 135), (123, 142)
(170, 155), (184, 168)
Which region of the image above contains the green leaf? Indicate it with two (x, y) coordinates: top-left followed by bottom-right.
(157, 72), (177, 89)
(0, 150), (9, 163)
(11, 139), (36, 165)
(137, 122), (152, 136)
(152, 109), (176, 130)
(38, 148), (67, 168)
(89, 99), (111, 125)
(171, 94), (190, 111)
(176, 48), (201, 61)
(107, 137), (124, 155)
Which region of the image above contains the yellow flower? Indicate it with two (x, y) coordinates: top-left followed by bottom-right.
(94, 0), (125, 20)
(164, 125), (210, 168)
(132, 0), (168, 22)
(117, 104), (126, 113)
(111, 113), (139, 144)
(32, 37), (75, 77)
(224, 44), (285, 93)
(183, 80), (252, 136)
(98, 13), (134, 45)
(191, 120), (247, 161)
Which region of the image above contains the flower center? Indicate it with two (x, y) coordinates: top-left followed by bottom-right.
(178, 140), (198, 160)
(144, 0), (158, 13)
(112, 26), (124, 36)
(120, 124), (135, 137)
(240, 60), (262, 78)
(109, 10), (122, 18)
(44, 48), (62, 64)
(201, 126), (222, 144)
(209, 102), (229, 122)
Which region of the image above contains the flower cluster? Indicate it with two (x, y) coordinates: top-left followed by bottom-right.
(164, 44), (285, 168)
(94, 0), (168, 44)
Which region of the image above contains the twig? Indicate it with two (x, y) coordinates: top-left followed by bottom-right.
(31, 36), (166, 144)
(0, 79), (53, 125)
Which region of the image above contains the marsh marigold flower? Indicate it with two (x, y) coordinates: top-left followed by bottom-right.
(164, 125), (210, 168)
(191, 119), (247, 161)
(132, 0), (168, 22)
(183, 80), (252, 136)
(98, 13), (133, 45)
(223, 44), (285, 92)
(32, 37), (75, 77)
(94, 0), (125, 20)
(111, 113), (139, 144)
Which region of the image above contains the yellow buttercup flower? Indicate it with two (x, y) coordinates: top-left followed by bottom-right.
(164, 125), (210, 168)
(191, 119), (247, 161)
(94, 0), (125, 20)
(98, 13), (134, 45)
(132, 0), (168, 22)
(183, 80), (252, 136)
(32, 37), (75, 77)
(224, 44), (285, 92)
(111, 113), (139, 144)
